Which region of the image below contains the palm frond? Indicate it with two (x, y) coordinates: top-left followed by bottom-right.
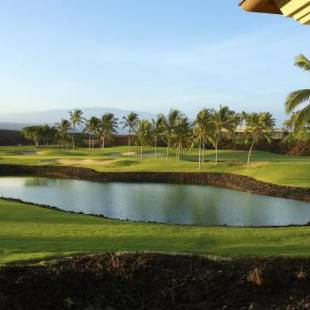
(295, 54), (310, 72)
(285, 89), (310, 113)
(294, 105), (310, 129)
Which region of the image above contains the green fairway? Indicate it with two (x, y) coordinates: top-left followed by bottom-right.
(0, 198), (310, 265)
(0, 145), (309, 187)
(0, 146), (309, 264)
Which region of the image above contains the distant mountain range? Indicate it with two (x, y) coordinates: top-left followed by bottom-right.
(0, 107), (157, 131)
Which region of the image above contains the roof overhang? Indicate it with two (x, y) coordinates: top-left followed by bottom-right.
(240, 0), (281, 14)
(240, 0), (310, 25)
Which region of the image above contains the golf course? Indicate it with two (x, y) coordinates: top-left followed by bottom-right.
(0, 145), (309, 186)
(0, 145), (309, 265)
(1, 0), (310, 308)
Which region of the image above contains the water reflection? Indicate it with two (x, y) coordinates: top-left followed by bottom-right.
(0, 177), (309, 226)
(24, 178), (55, 186)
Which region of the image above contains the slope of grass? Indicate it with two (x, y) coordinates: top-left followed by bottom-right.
(0, 146), (309, 187)
(1, 199), (310, 265)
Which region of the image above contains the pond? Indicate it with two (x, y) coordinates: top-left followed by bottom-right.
(0, 177), (309, 226)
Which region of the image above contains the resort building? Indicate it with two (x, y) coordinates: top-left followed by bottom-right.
(222, 128), (288, 141)
(240, 0), (310, 25)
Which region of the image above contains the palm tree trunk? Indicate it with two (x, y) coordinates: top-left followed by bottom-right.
(72, 135), (75, 150)
(202, 142), (205, 162)
(166, 138), (170, 160)
(72, 125), (75, 149)
(140, 138), (143, 161)
(247, 140), (255, 168)
(155, 140), (157, 158)
(101, 137), (105, 152)
(88, 134), (91, 151)
(198, 136), (201, 169)
(215, 140), (218, 164)
(128, 129), (131, 150)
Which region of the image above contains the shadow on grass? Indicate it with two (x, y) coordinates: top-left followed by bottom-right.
(0, 234), (217, 262)
(112, 160), (138, 167)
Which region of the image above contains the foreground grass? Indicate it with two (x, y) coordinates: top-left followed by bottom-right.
(1, 199), (310, 265)
(0, 145), (309, 187)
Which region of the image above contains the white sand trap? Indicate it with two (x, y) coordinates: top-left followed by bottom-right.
(122, 152), (136, 156)
(56, 158), (115, 166)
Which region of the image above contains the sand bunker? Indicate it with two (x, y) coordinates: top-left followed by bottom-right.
(56, 158), (115, 166)
(122, 152), (136, 156)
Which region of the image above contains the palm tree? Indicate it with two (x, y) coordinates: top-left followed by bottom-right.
(172, 116), (192, 160)
(56, 119), (72, 150)
(210, 106), (237, 164)
(41, 124), (57, 146)
(150, 115), (164, 158)
(98, 113), (119, 152)
(135, 119), (151, 160)
(192, 109), (213, 169)
(161, 109), (184, 159)
(244, 112), (274, 168)
(121, 112), (139, 150)
(285, 54), (310, 128)
(283, 112), (310, 145)
(84, 117), (100, 151)
(69, 109), (84, 149)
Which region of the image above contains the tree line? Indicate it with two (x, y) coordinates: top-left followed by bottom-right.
(21, 106), (279, 168)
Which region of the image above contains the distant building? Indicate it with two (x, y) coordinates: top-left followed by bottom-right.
(222, 128), (288, 141)
(240, 0), (310, 25)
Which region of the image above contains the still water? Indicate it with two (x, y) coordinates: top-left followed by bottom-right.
(0, 177), (309, 226)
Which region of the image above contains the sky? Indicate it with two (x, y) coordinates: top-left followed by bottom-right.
(0, 0), (309, 124)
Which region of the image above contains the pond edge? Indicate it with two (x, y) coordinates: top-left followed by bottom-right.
(1, 196), (310, 228)
(0, 164), (309, 202)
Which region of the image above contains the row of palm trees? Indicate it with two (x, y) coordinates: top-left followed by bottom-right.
(53, 106), (275, 168)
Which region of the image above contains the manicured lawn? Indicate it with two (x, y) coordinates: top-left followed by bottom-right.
(0, 145), (309, 187)
(1, 199), (310, 265)
(0, 146), (308, 264)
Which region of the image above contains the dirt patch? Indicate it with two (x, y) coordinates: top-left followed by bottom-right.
(0, 253), (310, 309)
